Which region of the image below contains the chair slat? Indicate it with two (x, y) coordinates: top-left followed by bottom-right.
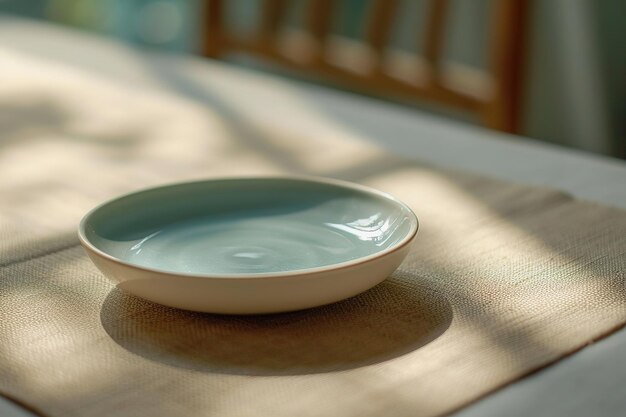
(204, 0), (224, 58)
(305, 0), (335, 61)
(422, 0), (449, 77)
(365, 0), (398, 54)
(259, 0), (287, 42)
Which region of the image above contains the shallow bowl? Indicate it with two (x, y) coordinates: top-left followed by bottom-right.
(79, 177), (418, 314)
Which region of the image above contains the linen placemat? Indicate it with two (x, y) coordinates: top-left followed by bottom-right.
(1, 49), (625, 417)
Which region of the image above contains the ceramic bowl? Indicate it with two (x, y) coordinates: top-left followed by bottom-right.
(79, 177), (418, 314)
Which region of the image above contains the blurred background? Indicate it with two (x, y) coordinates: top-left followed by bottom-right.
(1, 0), (623, 158)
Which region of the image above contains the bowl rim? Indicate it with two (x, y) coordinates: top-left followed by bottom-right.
(78, 175), (419, 280)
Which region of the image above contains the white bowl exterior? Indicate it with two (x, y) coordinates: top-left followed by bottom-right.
(82, 236), (415, 314)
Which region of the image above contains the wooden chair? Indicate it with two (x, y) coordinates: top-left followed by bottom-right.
(201, 0), (528, 134)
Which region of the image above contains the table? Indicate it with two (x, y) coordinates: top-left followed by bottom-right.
(1, 16), (625, 417)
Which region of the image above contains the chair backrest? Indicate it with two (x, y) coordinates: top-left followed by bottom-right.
(201, 0), (527, 133)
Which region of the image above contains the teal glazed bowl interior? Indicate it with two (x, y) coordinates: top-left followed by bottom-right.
(79, 177), (419, 314)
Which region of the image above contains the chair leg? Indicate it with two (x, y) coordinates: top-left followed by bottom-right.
(481, 0), (529, 134)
